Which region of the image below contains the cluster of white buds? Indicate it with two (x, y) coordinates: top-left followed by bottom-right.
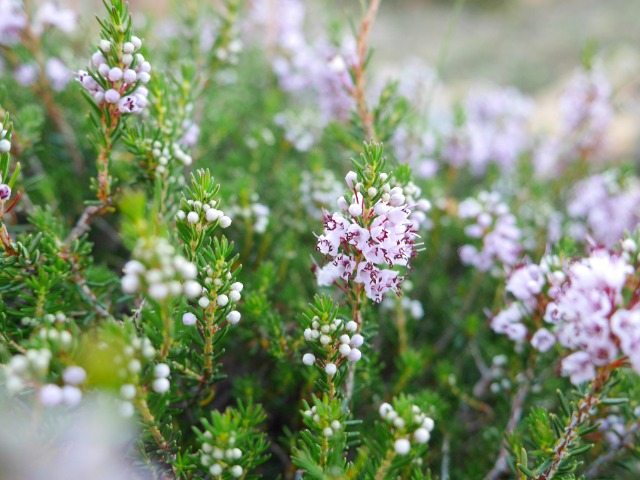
(199, 430), (245, 478)
(196, 276), (243, 325)
(20, 311), (68, 328)
(78, 34), (151, 115)
(394, 179), (432, 231)
(121, 237), (201, 301)
(152, 363), (171, 393)
(38, 365), (86, 408)
(115, 335), (156, 417)
(37, 326), (73, 349)
(176, 198), (232, 229)
(226, 194), (270, 234)
(488, 354), (512, 394)
(302, 316), (363, 375)
(378, 402), (435, 455)
(302, 404), (344, 438)
(3, 350), (86, 408)
(143, 139), (193, 174)
(220, 38), (243, 65)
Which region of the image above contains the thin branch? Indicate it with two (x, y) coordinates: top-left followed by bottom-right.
(484, 369), (532, 480)
(534, 368), (610, 480)
(350, 0), (381, 140)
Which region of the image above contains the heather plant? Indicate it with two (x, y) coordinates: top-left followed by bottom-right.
(1, 0), (640, 479)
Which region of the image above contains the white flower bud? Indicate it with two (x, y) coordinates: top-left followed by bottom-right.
(302, 353), (315, 365)
(209, 464), (222, 475)
(206, 208), (222, 222)
(347, 348), (361, 362)
(152, 377), (170, 394)
(348, 203), (363, 217)
(138, 71), (151, 84)
(217, 294), (229, 307)
(325, 363), (337, 375)
(339, 334), (350, 344)
(219, 216), (232, 228)
(119, 401), (135, 418)
(148, 283), (169, 300)
(227, 310), (241, 324)
(229, 290), (241, 302)
(123, 69), (137, 83)
(231, 282), (243, 292)
(414, 428), (430, 444)
(0, 139), (10, 153)
(423, 417), (435, 432)
(154, 363), (170, 378)
(99, 39), (111, 51)
(92, 51), (106, 66)
(323, 427), (333, 437)
(212, 448), (224, 460)
(62, 385), (82, 407)
(339, 344), (351, 356)
(232, 448), (242, 459)
(331, 420), (341, 430)
(320, 335), (331, 345)
(122, 53), (133, 66)
(394, 438), (411, 455)
(393, 417), (405, 428)
(345, 171), (358, 188)
(182, 312), (197, 326)
(337, 196), (348, 210)
(128, 359), (141, 374)
(198, 297), (210, 308)
(184, 280), (202, 298)
(230, 465), (243, 478)
(367, 187), (378, 197)
(379, 402), (393, 418)
(131, 36), (142, 50)
(62, 366), (87, 385)
(345, 320), (357, 332)
(123, 42), (135, 54)
(121, 274), (140, 294)
(97, 64), (110, 77)
(120, 384), (136, 400)
(104, 89), (121, 103)
(350, 334), (364, 348)
(108, 67), (123, 81)
(39, 384), (63, 407)
(187, 211), (199, 223)
(622, 238), (637, 253)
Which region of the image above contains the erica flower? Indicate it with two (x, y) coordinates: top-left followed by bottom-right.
(494, 239), (640, 385)
(315, 149), (422, 303)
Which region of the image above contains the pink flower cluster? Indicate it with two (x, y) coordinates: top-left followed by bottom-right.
(534, 68), (613, 178)
(78, 36), (151, 115)
(567, 172), (640, 248)
(493, 241), (640, 386)
(0, 0), (27, 46)
(443, 87), (533, 176)
(248, 0), (355, 147)
(315, 171), (420, 302)
(458, 192), (522, 273)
